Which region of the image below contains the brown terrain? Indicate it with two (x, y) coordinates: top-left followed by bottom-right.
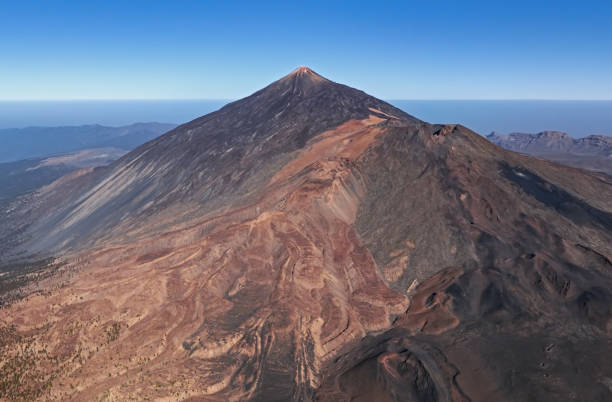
(1, 67), (612, 401)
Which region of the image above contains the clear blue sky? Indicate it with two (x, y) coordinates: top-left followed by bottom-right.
(1, 0), (611, 100)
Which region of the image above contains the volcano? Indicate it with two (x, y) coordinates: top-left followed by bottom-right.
(1, 67), (612, 401)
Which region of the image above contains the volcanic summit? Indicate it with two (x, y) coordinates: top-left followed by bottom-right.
(1, 68), (612, 401)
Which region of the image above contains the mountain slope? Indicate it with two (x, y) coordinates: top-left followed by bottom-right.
(488, 131), (612, 175)
(2, 67), (418, 259)
(1, 68), (611, 401)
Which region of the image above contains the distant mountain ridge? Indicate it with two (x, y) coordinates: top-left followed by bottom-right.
(0, 122), (176, 163)
(487, 131), (612, 175)
(0, 123), (175, 209)
(0, 148), (127, 208)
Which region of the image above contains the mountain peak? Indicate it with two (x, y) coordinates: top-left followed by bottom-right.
(288, 65), (319, 76)
(292, 65), (313, 73)
(281, 65), (328, 86)
(3, 67), (612, 401)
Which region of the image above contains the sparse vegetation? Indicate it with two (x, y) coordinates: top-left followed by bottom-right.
(105, 323), (122, 343)
(0, 324), (58, 400)
(0, 258), (61, 307)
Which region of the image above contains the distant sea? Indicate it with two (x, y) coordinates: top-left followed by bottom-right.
(1, 100), (611, 137)
(391, 100), (612, 137)
(0, 100), (228, 129)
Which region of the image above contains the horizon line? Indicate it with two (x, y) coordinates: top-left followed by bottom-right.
(1, 98), (612, 102)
